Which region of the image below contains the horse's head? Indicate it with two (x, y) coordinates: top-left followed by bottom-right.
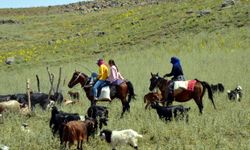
(68, 71), (88, 88)
(149, 73), (161, 91)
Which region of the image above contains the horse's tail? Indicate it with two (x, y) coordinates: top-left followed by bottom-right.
(126, 81), (136, 103)
(196, 79), (216, 109)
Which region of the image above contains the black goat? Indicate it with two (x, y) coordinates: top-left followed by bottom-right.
(49, 106), (80, 142)
(211, 83), (225, 94)
(151, 102), (190, 122)
(87, 105), (109, 130)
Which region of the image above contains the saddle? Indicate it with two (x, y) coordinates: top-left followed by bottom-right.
(174, 80), (196, 92)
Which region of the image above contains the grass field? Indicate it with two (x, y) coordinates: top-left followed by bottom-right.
(0, 0), (250, 149)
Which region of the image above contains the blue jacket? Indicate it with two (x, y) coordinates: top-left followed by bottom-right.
(165, 57), (184, 80)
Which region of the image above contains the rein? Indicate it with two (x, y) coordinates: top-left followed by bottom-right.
(70, 72), (88, 87)
(156, 77), (168, 92)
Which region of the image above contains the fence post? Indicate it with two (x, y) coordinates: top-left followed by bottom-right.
(26, 79), (31, 111)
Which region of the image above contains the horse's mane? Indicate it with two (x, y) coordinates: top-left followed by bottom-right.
(75, 71), (89, 78)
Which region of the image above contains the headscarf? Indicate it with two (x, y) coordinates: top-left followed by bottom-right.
(97, 59), (104, 66)
(170, 57), (180, 65)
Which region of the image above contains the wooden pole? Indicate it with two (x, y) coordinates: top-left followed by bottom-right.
(36, 74), (40, 93)
(56, 67), (62, 93)
(26, 79), (31, 111)
(47, 67), (55, 93)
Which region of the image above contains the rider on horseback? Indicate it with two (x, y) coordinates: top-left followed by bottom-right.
(107, 59), (125, 85)
(163, 57), (185, 104)
(93, 59), (109, 101)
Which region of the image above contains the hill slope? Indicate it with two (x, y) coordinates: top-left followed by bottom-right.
(0, 0), (249, 68)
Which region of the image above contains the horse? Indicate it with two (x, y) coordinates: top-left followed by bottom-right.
(68, 71), (136, 117)
(149, 73), (216, 114)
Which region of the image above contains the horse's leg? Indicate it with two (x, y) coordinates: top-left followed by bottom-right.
(194, 97), (203, 114)
(120, 100), (127, 118)
(145, 102), (149, 109)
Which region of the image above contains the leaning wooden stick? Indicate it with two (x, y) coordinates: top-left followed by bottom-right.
(48, 73), (54, 99)
(36, 74), (40, 93)
(56, 67), (62, 93)
(46, 67), (55, 93)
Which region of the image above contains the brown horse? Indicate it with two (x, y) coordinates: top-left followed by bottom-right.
(68, 71), (136, 117)
(149, 73), (216, 114)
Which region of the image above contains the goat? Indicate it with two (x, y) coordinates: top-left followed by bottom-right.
(151, 102), (190, 122)
(210, 83), (225, 94)
(63, 99), (76, 105)
(49, 106), (80, 143)
(100, 129), (143, 150)
(68, 91), (80, 101)
(227, 85), (243, 101)
(61, 119), (97, 150)
(144, 92), (164, 109)
(87, 105), (109, 130)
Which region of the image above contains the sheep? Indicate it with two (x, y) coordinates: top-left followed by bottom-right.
(150, 102), (190, 122)
(100, 129), (143, 150)
(0, 100), (21, 113)
(227, 85), (243, 101)
(61, 119), (97, 150)
(144, 92), (164, 109)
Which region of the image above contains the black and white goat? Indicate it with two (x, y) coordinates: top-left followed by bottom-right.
(151, 102), (190, 122)
(100, 129), (143, 150)
(227, 85), (243, 101)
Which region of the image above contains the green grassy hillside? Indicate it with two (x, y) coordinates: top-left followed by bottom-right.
(0, 0), (250, 149)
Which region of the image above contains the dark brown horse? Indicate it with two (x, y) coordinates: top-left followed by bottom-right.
(68, 71), (136, 117)
(149, 73), (216, 114)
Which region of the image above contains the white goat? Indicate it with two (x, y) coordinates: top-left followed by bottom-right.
(100, 129), (143, 150)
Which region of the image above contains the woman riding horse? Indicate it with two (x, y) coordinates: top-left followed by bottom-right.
(149, 73), (216, 114)
(163, 56), (185, 104)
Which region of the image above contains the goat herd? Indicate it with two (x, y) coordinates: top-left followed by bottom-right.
(0, 70), (243, 150)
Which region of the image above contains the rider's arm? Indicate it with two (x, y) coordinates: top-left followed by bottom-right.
(163, 67), (174, 78)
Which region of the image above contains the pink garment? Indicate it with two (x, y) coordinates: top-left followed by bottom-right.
(107, 65), (124, 83)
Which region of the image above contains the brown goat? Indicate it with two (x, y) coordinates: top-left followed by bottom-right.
(62, 119), (97, 150)
(68, 91), (80, 101)
(144, 92), (164, 109)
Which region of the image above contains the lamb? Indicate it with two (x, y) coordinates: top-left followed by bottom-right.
(227, 85), (243, 101)
(143, 92), (163, 109)
(68, 90), (80, 101)
(100, 129), (143, 150)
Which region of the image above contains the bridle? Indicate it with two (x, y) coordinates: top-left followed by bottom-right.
(151, 75), (166, 90)
(70, 72), (88, 87)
